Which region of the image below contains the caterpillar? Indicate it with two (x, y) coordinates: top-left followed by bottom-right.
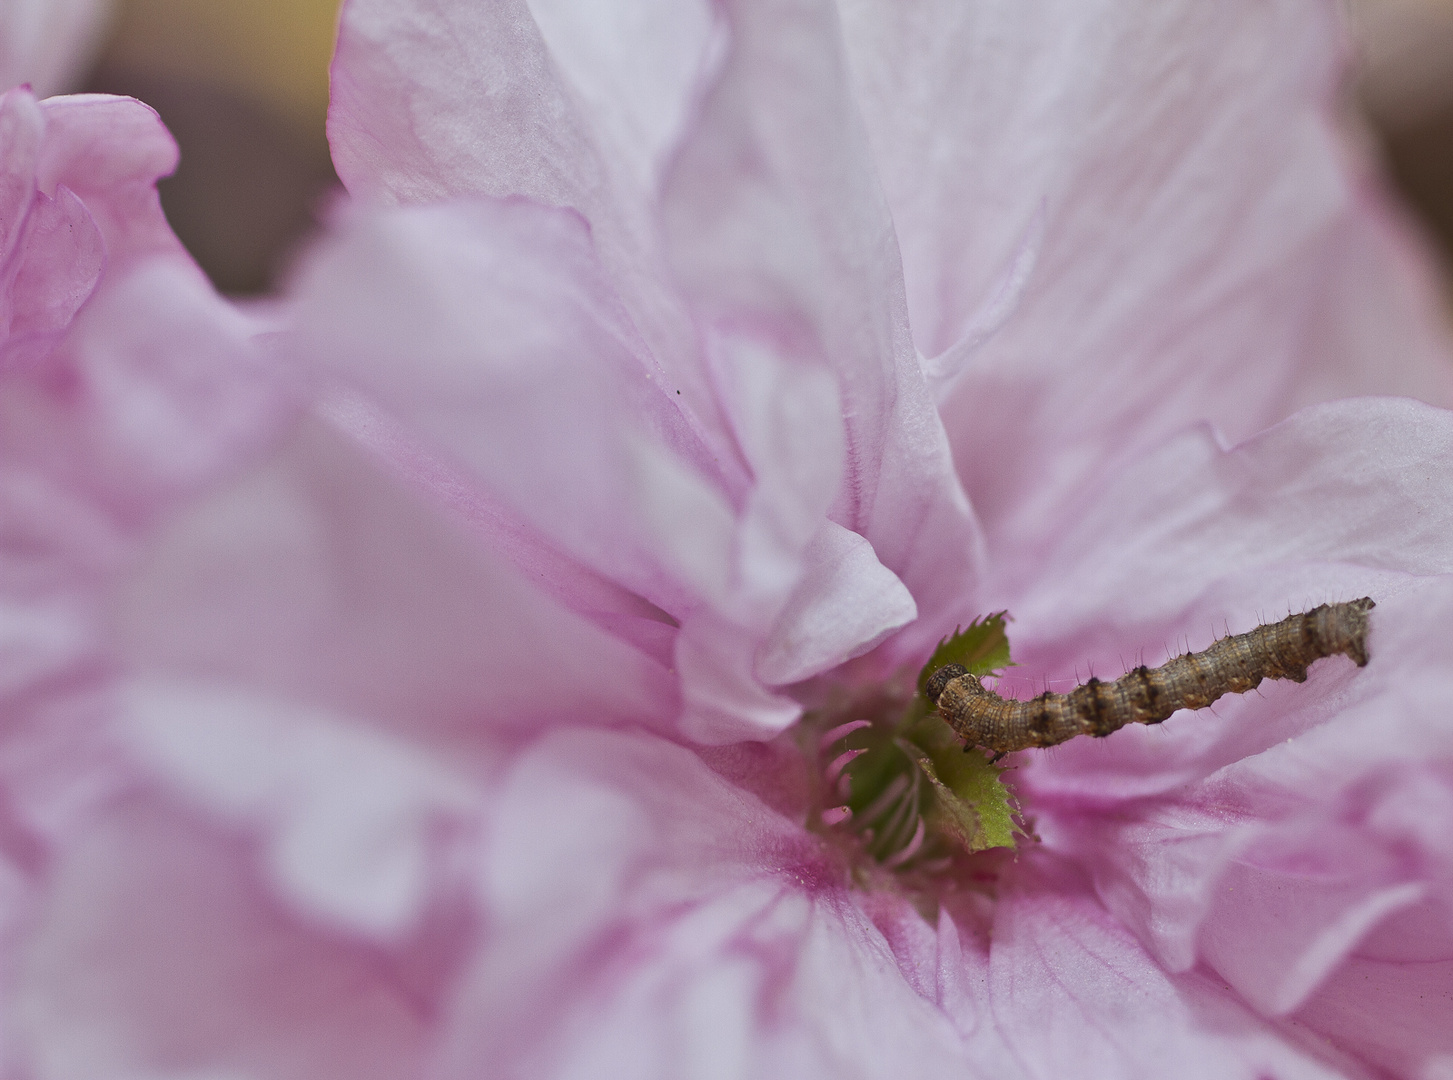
(924, 598), (1374, 754)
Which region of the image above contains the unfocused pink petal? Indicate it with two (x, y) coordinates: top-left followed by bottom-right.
(0, 470), (121, 697)
(118, 677), (481, 939)
(0, 0), (109, 96)
(10, 797), (434, 1080)
(3, 184), (104, 363)
(112, 415), (679, 744)
(3, 259), (283, 512)
(37, 94), (185, 267)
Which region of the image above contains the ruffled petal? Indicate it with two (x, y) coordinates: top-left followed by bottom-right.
(660, 0), (984, 661)
(984, 397), (1453, 684)
(837, 0), (1453, 554)
(292, 196), (919, 741)
(964, 854), (1353, 1080)
(978, 399), (1453, 1023)
(448, 727), (981, 1079)
(328, 0), (731, 448)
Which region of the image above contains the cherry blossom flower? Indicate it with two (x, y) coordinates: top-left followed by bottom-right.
(8, 1), (1453, 1079)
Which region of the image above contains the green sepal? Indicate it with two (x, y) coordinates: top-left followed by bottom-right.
(903, 713), (1017, 851)
(916, 612), (1014, 693)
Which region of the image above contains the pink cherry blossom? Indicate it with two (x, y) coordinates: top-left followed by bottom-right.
(10, 1), (1453, 1078)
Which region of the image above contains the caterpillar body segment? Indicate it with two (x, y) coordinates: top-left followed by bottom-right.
(924, 598), (1375, 754)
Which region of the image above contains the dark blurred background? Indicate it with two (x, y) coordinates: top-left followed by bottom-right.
(66, 0), (1453, 299)
(84, 0), (339, 296)
(1353, 0), (1453, 266)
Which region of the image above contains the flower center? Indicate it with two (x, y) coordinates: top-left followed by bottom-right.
(795, 615), (1022, 884)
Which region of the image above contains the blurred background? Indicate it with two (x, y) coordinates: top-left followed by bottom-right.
(47, 0), (1453, 298)
(84, 0), (340, 295)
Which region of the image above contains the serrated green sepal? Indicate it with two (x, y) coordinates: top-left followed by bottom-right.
(903, 713), (1017, 851)
(917, 612), (1014, 693)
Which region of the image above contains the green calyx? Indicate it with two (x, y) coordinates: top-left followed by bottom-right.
(809, 614), (1021, 870)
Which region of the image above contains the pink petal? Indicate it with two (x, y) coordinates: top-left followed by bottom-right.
(450, 727), (976, 1079)
(1294, 924), (1453, 1079)
(113, 415), (679, 742)
(118, 677), (481, 939)
(330, 0), (740, 478)
(0, 469), (122, 697)
(442, 727), (1353, 1078)
(518, 0), (720, 196)
(292, 196), (913, 742)
(36, 94), (185, 268)
(659, 0), (985, 661)
(2, 258), (283, 511)
(983, 397), (1453, 692)
(1019, 576), (1453, 1021)
(838, 1), (1453, 553)
(0, 87), (42, 259)
(292, 198), (729, 617)
(967, 853), (1354, 1079)
(0, 0), (109, 96)
(2, 182), (105, 364)
(319, 390), (683, 667)
(10, 797), (433, 1079)
(330, 0), (603, 208)
(756, 519), (916, 686)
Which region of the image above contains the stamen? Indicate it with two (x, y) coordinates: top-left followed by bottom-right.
(883, 818), (927, 868)
(824, 747), (868, 788)
(819, 719), (872, 750)
(820, 805), (853, 826)
(855, 773), (911, 829)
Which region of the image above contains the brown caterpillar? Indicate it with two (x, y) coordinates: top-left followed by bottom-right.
(924, 598), (1374, 754)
